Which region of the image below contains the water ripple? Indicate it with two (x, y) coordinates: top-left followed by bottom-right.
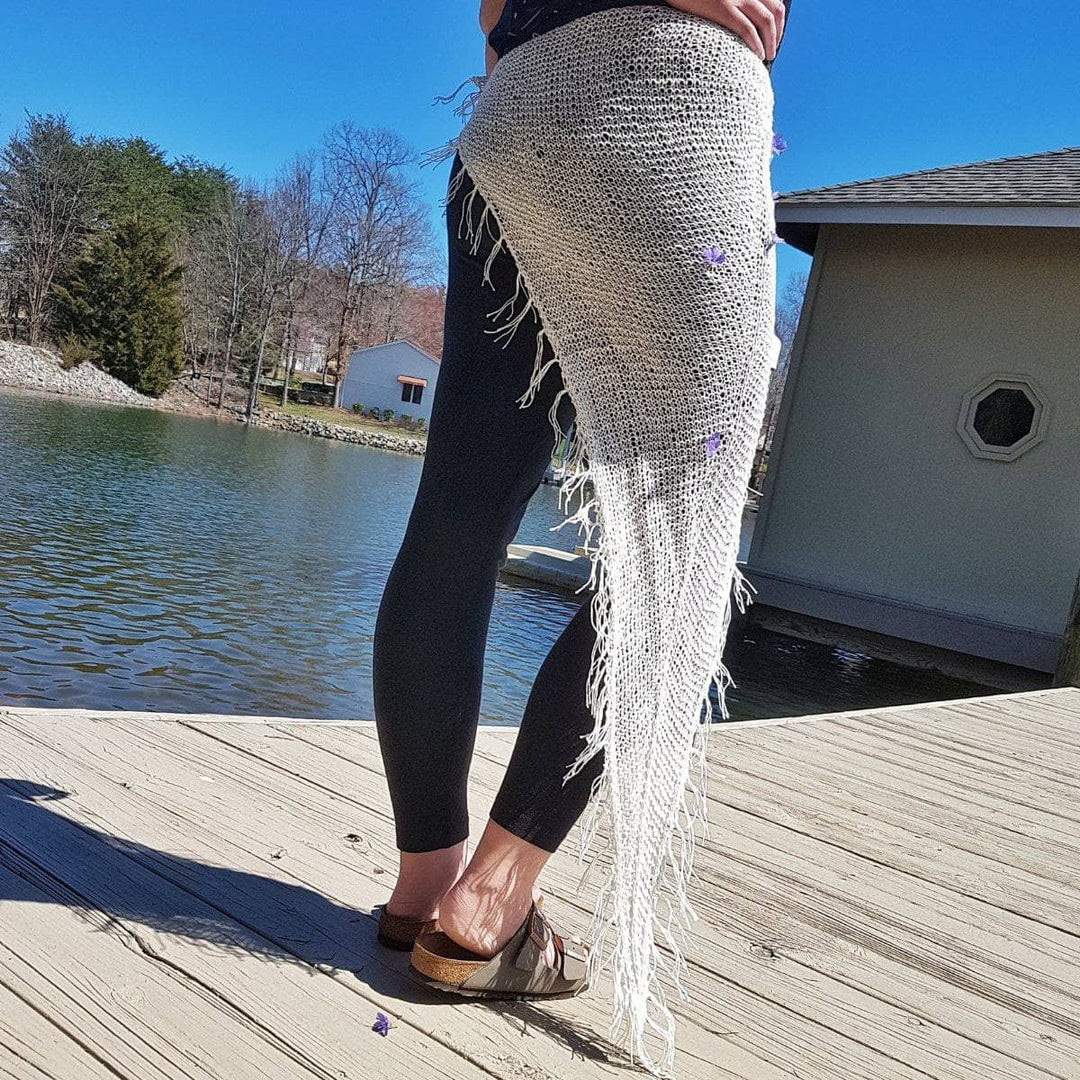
(0, 393), (581, 722)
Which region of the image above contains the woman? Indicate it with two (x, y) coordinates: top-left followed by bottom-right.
(372, 1), (790, 1072)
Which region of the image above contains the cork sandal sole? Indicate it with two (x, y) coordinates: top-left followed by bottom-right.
(408, 965), (588, 1001)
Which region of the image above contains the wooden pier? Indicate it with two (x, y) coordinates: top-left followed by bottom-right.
(1, 688), (1078, 1079)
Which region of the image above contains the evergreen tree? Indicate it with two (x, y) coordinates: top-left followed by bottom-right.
(52, 214), (184, 397)
(173, 155), (236, 229)
(89, 137), (180, 230)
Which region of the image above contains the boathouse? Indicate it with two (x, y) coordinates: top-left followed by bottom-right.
(336, 339), (440, 422)
(751, 147), (1080, 674)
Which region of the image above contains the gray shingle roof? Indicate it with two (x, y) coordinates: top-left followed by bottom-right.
(777, 146), (1080, 207)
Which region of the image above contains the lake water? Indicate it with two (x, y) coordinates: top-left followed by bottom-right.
(0, 391), (993, 724)
(0, 392), (593, 722)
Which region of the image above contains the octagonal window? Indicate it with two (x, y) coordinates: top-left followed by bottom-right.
(972, 387), (1036, 448)
(957, 375), (1048, 462)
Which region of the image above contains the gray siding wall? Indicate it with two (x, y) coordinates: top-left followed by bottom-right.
(749, 223), (1080, 663)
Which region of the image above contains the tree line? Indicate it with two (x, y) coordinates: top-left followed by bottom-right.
(0, 113), (444, 409)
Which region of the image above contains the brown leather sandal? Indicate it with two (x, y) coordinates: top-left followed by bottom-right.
(376, 893), (545, 951)
(408, 900), (589, 1000)
(376, 905), (439, 951)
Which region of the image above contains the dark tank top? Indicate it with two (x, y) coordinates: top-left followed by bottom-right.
(489, 1), (792, 72)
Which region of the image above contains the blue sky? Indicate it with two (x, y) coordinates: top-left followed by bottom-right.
(4, 1), (1078, 290)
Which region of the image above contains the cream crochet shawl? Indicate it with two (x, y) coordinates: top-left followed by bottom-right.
(426, 6), (781, 1073)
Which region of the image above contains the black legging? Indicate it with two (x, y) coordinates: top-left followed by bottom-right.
(372, 153), (604, 854)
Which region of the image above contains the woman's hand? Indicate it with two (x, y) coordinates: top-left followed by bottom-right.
(668, 0), (786, 63)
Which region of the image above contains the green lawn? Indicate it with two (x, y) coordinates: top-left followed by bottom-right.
(257, 394), (428, 442)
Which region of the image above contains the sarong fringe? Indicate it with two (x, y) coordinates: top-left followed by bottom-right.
(432, 145), (763, 1076)
(424, 15), (775, 1071)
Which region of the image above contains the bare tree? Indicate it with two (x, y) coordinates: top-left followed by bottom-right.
(178, 217), (226, 380)
(775, 269), (809, 379)
(241, 172), (315, 423)
(321, 124), (435, 401)
(750, 270), (810, 497)
(197, 184), (266, 408)
(270, 153), (332, 411)
(0, 114), (97, 344)
(368, 196), (440, 346)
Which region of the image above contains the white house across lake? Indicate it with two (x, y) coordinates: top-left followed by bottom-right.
(752, 146), (1079, 676)
(337, 339), (440, 422)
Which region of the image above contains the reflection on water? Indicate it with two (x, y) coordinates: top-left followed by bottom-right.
(0, 392), (582, 722)
(720, 623), (994, 721)
(0, 392), (994, 723)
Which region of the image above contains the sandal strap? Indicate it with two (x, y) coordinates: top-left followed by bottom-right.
(551, 930), (589, 982)
(459, 901), (588, 995)
(527, 908), (588, 981)
(515, 903), (552, 971)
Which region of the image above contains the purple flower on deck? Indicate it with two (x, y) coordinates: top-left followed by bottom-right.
(373, 1011), (390, 1037)
(702, 245), (727, 268)
(772, 132), (787, 156)
(705, 431), (725, 459)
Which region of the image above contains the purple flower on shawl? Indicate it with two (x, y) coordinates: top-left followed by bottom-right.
(771, 132), (787, 156)
(372, 1011), (390, 1037)
(702, 245), (727, 268)
(765, 231), (786, 250)
(705, 431), (725, 459)
(772, 190), (782, 201)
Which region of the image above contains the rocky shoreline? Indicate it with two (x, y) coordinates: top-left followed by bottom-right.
(0, 340), (426, 456)
(247, 409), (426, 455)
(0, 341), (157, 408)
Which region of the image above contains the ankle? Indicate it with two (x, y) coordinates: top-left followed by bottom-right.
(385, 887), (446, 922)
(387, 842), (467, 921)
(438, 875), (536, 958)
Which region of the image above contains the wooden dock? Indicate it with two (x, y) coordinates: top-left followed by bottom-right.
(2, 689), (1078, 1079)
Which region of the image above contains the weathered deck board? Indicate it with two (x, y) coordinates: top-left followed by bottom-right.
(182, 723), (1025, 1080)
(1, 686), (1078, 1079)
(0, 780), (492, 1080)
(263, 719), (1080, 1075)
(0, 710), (737, 1079)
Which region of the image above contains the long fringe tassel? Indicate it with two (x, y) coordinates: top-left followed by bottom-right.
(441, 148), (762, 1076)
(420, 75), (489, 169)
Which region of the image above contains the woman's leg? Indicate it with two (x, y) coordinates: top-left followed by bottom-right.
(491, 598), (603, 851)
(436, 599), (603, 960)
(372, 154), (584, 918)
